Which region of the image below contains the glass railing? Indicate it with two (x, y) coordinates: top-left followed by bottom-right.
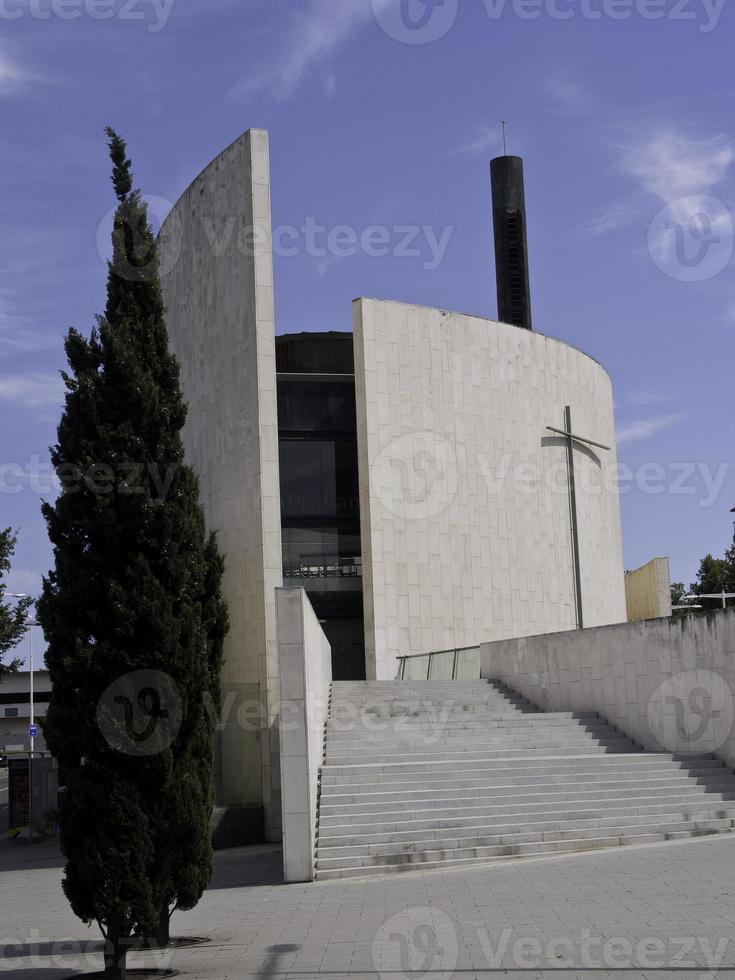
(396, 646), (481, 680)
(283, 556), (362, 579)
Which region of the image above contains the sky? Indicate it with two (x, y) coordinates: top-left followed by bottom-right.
(1, 0), (734, 657)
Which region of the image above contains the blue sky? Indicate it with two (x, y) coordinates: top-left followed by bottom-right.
(1, 0), (734, 639)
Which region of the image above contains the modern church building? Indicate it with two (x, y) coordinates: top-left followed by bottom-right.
(159, 129), (631, 843)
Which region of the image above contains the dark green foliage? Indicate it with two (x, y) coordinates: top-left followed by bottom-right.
(38, 129), (228, 978)
(673, 538), (735, 616)
(59, 767), (157, 935)
(691, 549), (735, 602)
(0, 529), (32, 675)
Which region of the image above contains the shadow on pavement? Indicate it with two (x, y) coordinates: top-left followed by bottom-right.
(1, 940), (105, 959)
(257, 944), (301, 977)
(209, 844), (284, 889)
(0, 971), (77, 979)
(0, 839), (285, 886)
(0, 838), (65, 872)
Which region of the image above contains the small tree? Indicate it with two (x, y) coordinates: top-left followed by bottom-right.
(39, 129), (227, 979)
(691, 548), (735, 609)
(0, 529), (32, 676)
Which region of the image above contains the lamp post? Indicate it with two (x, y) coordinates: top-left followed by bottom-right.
(25, 618), (39, 844)
(9, 595), (38, 842)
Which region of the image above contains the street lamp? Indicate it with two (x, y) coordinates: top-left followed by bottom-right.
(8, 594), (38, 843)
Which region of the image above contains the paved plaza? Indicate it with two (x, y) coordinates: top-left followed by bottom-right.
(2, 834), (735, 978)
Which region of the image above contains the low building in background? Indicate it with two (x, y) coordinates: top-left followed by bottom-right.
(0, 670), (50, 757)
(625, 558), (673, 622)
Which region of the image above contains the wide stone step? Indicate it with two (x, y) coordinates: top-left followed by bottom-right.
(325, 744), (642, 765)
(320, 759), (726, 788)
(320, 753), (714, 780)
(317, 804), (735, 849)
(319, 768), (735, 801)
(330, 700), (535, 712)
(315, 820), (735, 873)
(332, 681), (494, 689)
(326, 729), (632, 746)
(325, 719), (613, 737)
(317, 797), (735, 838)
(318, 816), (735, 863)
(318, 784), (735, 819)
(327, 709), (599, 722)
(325, 732), (625, 750)
(317, 788), (735, 825)
(326, 739), (637, 760)
(326, 737), (630, 755)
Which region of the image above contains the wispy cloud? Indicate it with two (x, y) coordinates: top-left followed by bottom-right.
(617, 412), (685, 446)
(0, 51), (26, 93)
(619, 130), (734, 204)
(453, 124), (498, 158)
(590, 128), (735, 238)
(231, 0), (384, 101)
(615, 391), (677, 410)
(545, 74), (591, 116)
(323, 70), (338, 100)
(0, 299), (52, 354)
(0, 372), (63, 411)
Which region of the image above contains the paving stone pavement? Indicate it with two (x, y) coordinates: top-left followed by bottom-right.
(2, 835), (735, 978)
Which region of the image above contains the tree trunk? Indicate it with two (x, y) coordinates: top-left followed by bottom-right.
(154, 905), (171, 948)
(104, 929), (128, 979)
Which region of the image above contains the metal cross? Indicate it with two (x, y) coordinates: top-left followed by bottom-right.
(547, 406), (611, 630)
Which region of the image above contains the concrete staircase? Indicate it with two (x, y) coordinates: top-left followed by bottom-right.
(314, 679), (735, 880)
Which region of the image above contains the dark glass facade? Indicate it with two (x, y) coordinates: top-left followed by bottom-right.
(276, 332), (365, 680)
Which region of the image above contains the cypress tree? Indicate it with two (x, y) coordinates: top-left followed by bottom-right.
(38, 129), (228, 979)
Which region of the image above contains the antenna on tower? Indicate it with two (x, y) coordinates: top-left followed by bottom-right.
(501, 120), (508, 156)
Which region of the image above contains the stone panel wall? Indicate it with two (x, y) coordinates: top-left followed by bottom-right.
(159, 129), (283, 839)
(354, 298), (627, 679)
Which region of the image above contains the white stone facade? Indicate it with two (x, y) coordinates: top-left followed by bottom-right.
(276, 588), (332, 882)
(158, 128), (631, 843)
(354, 298), (627, 680)
(159, 130), (283, 840)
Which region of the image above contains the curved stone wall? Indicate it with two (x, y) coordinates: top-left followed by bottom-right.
(159, 130), (283, 839)
(353, 298), (627, 679)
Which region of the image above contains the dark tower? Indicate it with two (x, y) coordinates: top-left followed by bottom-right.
(490, 155), (533, 331)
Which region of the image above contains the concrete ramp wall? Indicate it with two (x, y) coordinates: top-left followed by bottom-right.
(481, 610), (735, 768)
(276, 588), (332, 882)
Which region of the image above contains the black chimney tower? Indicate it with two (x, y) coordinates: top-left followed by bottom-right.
(490, 155), (532, 331)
